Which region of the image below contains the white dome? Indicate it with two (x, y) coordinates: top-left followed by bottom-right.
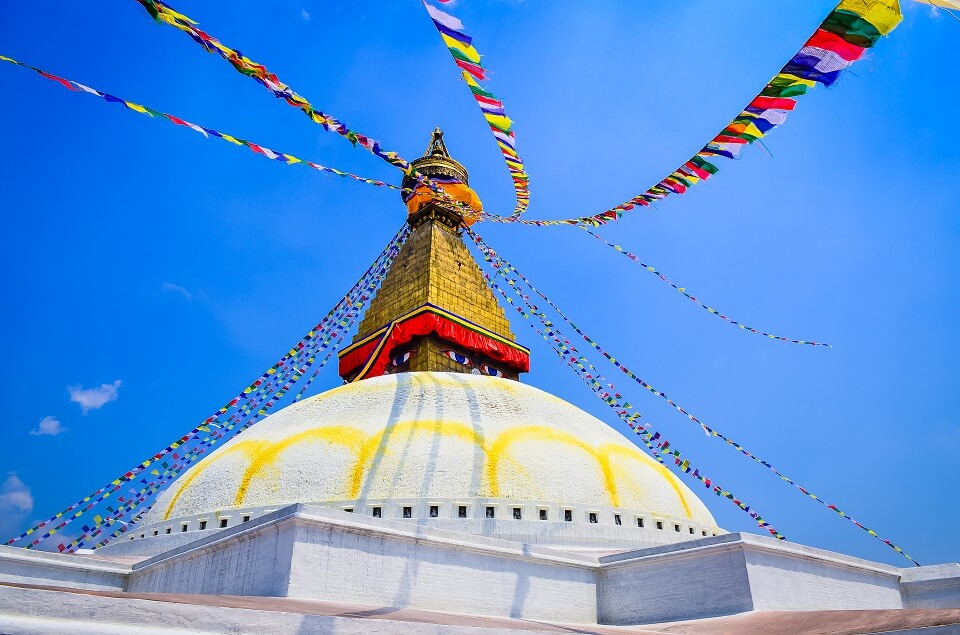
(147, 372), (717, 528)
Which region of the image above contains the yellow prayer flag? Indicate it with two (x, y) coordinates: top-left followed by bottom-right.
(498, 143), (519, 158)
(125, 102), (150, 115)
(836, 0), (903, 34)
(484, 113), (513, 130)
(744, 122), (765, 138)
(158, 4), (197, 24)
(774, 73), (816, 88)
(462, 71), (481, 88)
(219, 134), (244, 145)
(441, 34), (481, 63)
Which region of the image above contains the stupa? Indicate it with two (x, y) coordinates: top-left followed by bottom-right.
(0, 132), (957, 634)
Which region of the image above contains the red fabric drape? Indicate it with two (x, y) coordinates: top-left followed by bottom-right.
(339, 309), (529, 379)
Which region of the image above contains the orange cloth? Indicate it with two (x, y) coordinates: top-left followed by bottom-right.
(406, 182), (483, 226)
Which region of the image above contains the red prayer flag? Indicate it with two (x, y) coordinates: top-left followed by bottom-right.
(474, 94), (503, 109)
(806, 29), (866, 62)
(683, 162), (711, 180)
(38, 71), (77, 91)
(750, 96), (797, 111)
(456, 58), (489, 81)
(713, 135), (750, 144)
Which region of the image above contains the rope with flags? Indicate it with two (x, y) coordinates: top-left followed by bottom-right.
(421, 1), (530, 219)
(5, 224), (409, 552)
(502, 0), (903, 226)
(581, 226), (830, 346)
(0, 55), (403, 192)
(466, 226), (920, 566)
(133, 0), (485, 223)
(468, 227), (784, 538)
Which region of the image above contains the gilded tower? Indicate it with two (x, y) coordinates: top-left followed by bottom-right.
(338, 130), (530, 382)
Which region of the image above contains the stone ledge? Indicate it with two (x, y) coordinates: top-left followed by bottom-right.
(133, 504), (599, 575)
(0, 545), (131, 574)
(598, 532), (901, 577)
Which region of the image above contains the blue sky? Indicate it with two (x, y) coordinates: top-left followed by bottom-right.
(0, 1), (956, 567)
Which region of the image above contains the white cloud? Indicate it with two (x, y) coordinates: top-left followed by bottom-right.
(301, 8), (310, 20)
(0, 473), (33, 517)
(161, 282), (192, 300)
(68, 380), (121, 414)
(30, 416), (66, 436)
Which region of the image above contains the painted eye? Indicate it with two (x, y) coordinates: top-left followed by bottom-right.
(441, 349), (472, 366)
(391, 351), (412, 367)
(480, 364), (506, 378)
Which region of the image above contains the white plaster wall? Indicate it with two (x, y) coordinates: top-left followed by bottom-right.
(598, 540), (754, 624)
(6, 508), (959, 627)
(900, 564), (960, 609)
(126, 516), (295, 597)
(95, 529), (220, 558)
(128, 505), (599, 624)
(112, 497), (722, 558)
(285, 512), (598, 623)
(0, 545), (127, 591)
(412, 516), (716, 550)
(743, 539), (903, 611)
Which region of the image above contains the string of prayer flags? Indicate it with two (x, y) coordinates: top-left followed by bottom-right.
(518, 0), (902, 227)
(7, 225), (410, 550)
(467, 227), (919, 566)
(422, 2), (530, 219)
(699, 420), (921, 566)
(70, 348), (322, 551)
(83, 251), (400, 552)
(66, 229), (407, 552)
(0, 55), (400, 192)
(472, 229), (784, 538)
(95, 315), (353, 551)
(74, 229), (407, 552)
(581, 227), (830, 346)
(134, 0), (484, 222)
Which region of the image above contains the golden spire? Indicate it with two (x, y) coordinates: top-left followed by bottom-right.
(339, 131), (528, 383)
(401, 127), (469, 190)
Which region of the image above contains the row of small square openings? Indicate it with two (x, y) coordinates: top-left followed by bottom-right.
(132, 514), (254, 540)
(132, 507), (718, 540)
(354, 504), (717, 536)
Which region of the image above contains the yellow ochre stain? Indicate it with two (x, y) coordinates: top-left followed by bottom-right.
(600, 443), (693, 520)
(162, 438), (273, 520)
(233, 425), (366, 506)
(350, 419), (486, 498)
(166, 418), (696, 521)
(487, 426), (625, 508)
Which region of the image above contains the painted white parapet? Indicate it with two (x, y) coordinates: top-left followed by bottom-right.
(126, 504), (600, 623)
(2, 505), (958, 626)
(598, 533), (908, 623)
(901, 563), (960, 609)
(0, 544), (128, 591)
(102, 496), (723, 558)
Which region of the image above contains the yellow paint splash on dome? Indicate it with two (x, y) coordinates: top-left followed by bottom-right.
(164, 410), (696, 521)
(162, 438), (273, 520)
(233, 425), (366, 506)
(599, 443), (693, 519)
(350, 419), (486, 498)
(487, 426), (624, 507)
